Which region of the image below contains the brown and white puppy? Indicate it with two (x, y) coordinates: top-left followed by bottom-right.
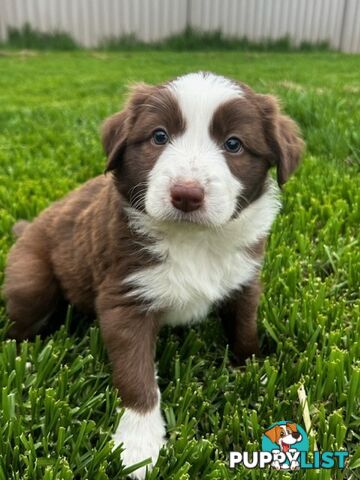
(3, 72), (303, 479)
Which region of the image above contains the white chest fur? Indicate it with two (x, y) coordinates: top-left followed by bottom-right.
(125, 182), (281, 326)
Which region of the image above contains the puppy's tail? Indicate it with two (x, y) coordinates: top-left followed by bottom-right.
(12, 220), (31, 238)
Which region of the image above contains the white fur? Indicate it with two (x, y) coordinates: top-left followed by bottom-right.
(145, 72), (244, 226)
(126, 181), (280, 326)
(113, 394), (166, 480)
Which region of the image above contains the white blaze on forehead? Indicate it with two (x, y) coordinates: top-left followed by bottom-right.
(168, 72), (243, 135)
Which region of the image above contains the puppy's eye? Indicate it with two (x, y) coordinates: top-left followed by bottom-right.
(152, 129), (169, 145)
(224, 137), (243, 153)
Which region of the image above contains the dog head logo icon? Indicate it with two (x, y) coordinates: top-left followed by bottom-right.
(262, 421), (309, 470)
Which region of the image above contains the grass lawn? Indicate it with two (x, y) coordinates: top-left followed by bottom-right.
(0, 51), (359, 479)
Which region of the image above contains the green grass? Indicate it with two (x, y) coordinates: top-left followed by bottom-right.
(1, 24), (331, 52)
(4, 24), (78, 51)
(0, 51), (359, 479)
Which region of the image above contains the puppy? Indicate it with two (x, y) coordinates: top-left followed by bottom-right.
(4, 72), (303, 479)
(265, 422), (303, 470)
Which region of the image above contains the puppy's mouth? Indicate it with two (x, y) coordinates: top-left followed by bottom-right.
(279, 434), (302, 452)
(143, 179), (239, 227)
(146, 199), (237, 228)
(159, 208), (213, 227)
(280, 440), (291, 453)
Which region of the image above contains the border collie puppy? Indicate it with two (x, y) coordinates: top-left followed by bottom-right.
(4, 72), (303, 479)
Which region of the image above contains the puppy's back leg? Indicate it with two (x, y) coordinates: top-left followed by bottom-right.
(4, 236), (62, 340)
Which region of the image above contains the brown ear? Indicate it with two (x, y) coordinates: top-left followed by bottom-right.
(102, 82), (157, 172)
(102, 110), (129, 172)
(275, 114), (304, 186)
(265, 425), (280, 444)
(256, 94), (304, 187)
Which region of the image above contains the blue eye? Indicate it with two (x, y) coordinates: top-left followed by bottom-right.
(152, 129), (169, 145)
(224, 137), (243, 153)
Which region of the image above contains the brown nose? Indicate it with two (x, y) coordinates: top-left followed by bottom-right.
(170, 181), (204, 213)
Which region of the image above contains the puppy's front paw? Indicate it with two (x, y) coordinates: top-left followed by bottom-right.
(113, 403), (166, 479)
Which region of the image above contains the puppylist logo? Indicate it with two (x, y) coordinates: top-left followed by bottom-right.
(230, 421), (349, 471)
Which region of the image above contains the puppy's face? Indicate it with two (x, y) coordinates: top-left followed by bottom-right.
(265, 423), (302, 451)
(103, 72), (303, 226)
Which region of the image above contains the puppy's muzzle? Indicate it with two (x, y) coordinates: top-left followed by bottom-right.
(170, 180), (204, 213)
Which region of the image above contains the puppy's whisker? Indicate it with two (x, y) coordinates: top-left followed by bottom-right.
(129, 182), (148, 208)
(128, 182), (147, 198)
(131, 196), (147, 211)
(130, 190), (146, 203)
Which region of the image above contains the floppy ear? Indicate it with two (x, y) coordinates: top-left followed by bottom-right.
(102, 82), (157, 172)
(265, 426), (280, 444)
(102, 110), (129, 172)
(256, 94), (304, 187)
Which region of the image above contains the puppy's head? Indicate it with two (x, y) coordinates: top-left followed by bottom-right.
(103, 72), (303, 226)
(265, 423), (302, 450)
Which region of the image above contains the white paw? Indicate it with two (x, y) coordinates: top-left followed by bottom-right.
(113, 401), (166, 480)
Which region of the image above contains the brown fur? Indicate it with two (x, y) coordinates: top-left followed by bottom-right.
(252, 93), (304, 186)
(104, 84), (185, 212)
(4, 176), (158, 411)
(3, 76), (303, 413)
(210, 93), (303, 212)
